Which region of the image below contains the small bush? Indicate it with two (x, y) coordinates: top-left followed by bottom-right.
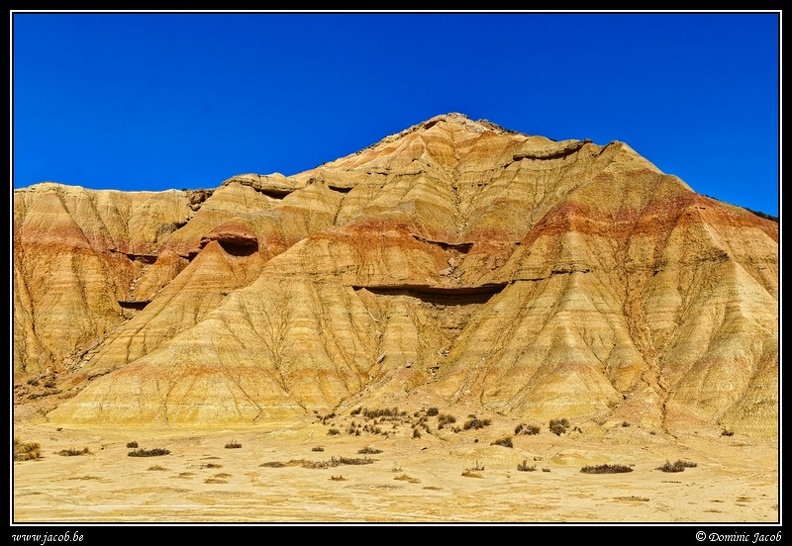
(128, 448), (171, 457)
(580, 464), (633, 474)
(311, 446), (325, 452)
(358, 446), (383, 454)
(412, 428), (421, 439)
(394, 473), (420, 483)
(437, 414), (456, 429)
(515, 423), (540, 435)
(491, 436), (513, 448)
(549, 418), (570, 436)
(58, 447), (91, 456)
(363, 407), (402, 420)
(303, 456), (374, 469)
(126, 441), (139, 448)
(721, 429), (735, 437)
(14, 438), (42, 461)
(224, 441), (242, 449)
(330, 475), (346, 481)
(463, 417), (491, 430)
(517, 460), (536, 472)
(656, 460), (698, 473)
(327, 428), (340, 436)
(426, 407), (439, 416)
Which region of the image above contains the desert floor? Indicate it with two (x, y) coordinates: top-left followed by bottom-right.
(12, 413), (779, 525)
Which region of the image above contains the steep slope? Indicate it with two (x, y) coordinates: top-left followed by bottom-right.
(14, 113), (778, 438)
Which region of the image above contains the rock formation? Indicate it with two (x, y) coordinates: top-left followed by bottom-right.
(13, 113), (778, 438)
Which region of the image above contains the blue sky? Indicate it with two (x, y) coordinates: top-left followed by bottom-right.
(12, 11), (780, 217)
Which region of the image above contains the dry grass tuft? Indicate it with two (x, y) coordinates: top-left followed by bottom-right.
(14, 438), (42, 461)
(128, 447), (170, 457)
(656, 459), (698, 473)
(58, 447), (91, 457)
(394, 473), (420, 483)
(517, 460), (536, 472)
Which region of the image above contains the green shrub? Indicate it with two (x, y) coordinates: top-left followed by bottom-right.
(426, 407), (439, 416)
(224, 441), (242, 449)
(358, 446), (383, 454)
(126, 441), (139, 448)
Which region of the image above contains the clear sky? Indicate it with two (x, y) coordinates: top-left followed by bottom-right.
(11, 11), (780, 217)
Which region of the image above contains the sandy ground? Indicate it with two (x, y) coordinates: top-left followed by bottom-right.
(12, 415), (779, 525)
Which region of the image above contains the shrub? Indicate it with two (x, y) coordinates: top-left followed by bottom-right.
(491, 436), (513, 448)
(656, 460), (698, 473)
(549, 418), (570, 436)
(126, 441), (139, 448)
(517, 460), (536, 472)
(358, 446), (383, 454)
(224, 441), (242, 449)
(412, 428), (421, 439)
(58, 447), (91, 456)
(580, 464), (633, 474)
(363, 407), (402, 420)
(303, 456), (374, 469)
(437, 414), (456, 429)
(515, 423), (540, 435)
(463, 417), (491, 430)
(311, 446), (325, 452)
(14, 438), (42, 461)
(128, 448), (171, 457)
(426, 407), (439, 416)
(327, 428), (340, 436)
(721, 429), (735, 437)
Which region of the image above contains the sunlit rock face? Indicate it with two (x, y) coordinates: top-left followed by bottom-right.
(13, 113), (778, 438)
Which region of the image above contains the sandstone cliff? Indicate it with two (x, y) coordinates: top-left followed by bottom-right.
(13, 113), (778, 438)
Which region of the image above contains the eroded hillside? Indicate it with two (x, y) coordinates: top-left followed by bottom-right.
(13, 113), (778, 438)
